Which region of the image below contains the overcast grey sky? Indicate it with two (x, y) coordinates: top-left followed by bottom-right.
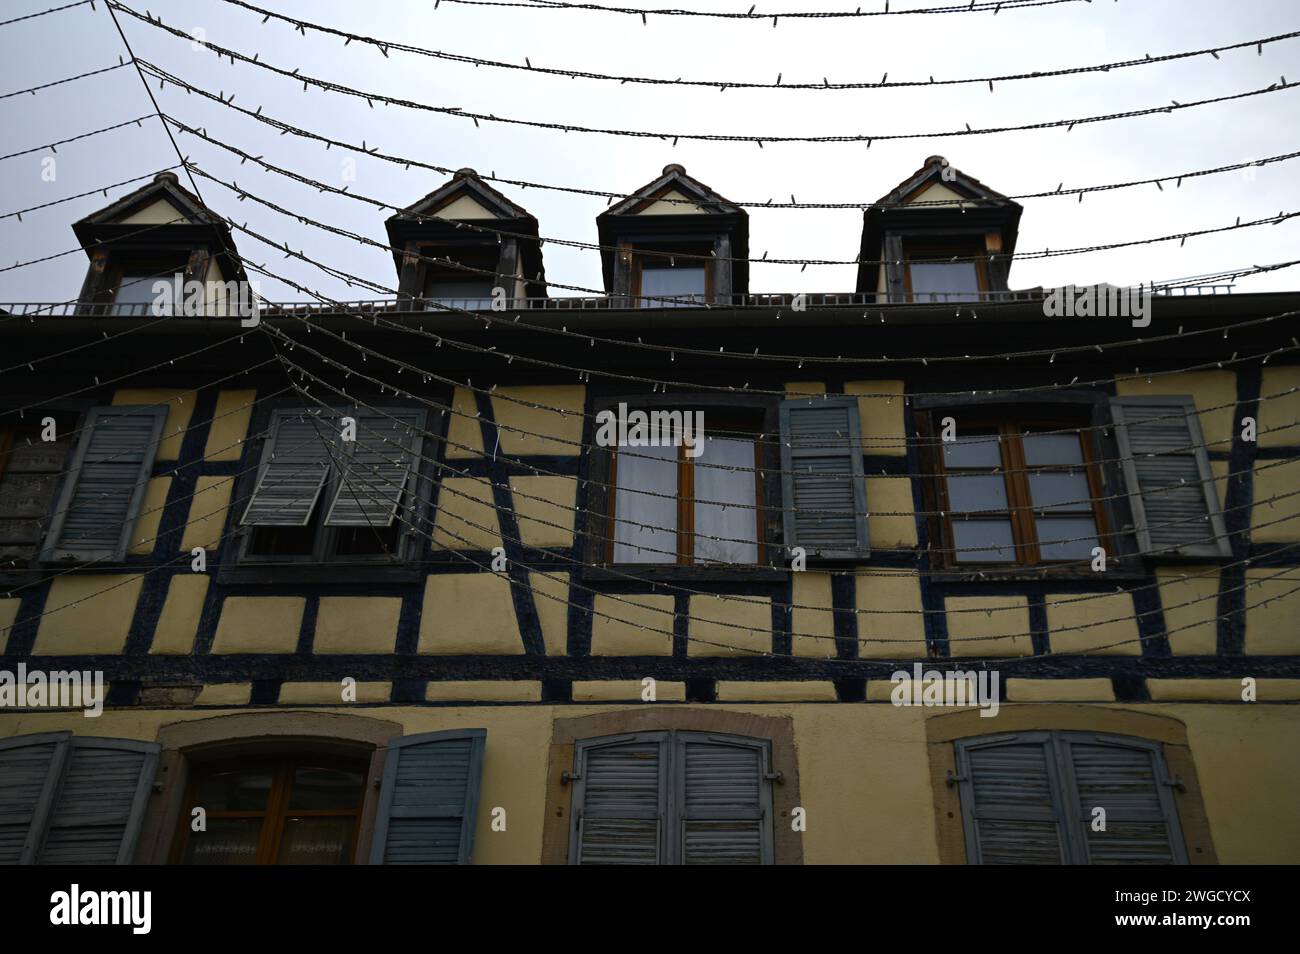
(2, 0), (1298, 304)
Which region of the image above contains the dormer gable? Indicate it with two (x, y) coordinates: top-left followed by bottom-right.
(857, 156), (1022, 302)
(73, 171), (246, 316)
(597, 164), (748, 306)
(385, 168), (545, 307)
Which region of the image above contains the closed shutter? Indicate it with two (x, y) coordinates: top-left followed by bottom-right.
(955, 733), (1068, 864)
(0, 733), (68, 863)
(677, 733), (772, 865)
(41, 405), (167, 560)
(1060, 736), (1187, 865)
(1111, 397), (1230, 557)
(241, 411), (335, 527)
(370, 729), (486, 864)
(778, 397), (870, 559)
(0, 733), (157, 865)
(38, 737), (159, 864)
(324, 409), (425, 527)
(571, 733), (667, 865)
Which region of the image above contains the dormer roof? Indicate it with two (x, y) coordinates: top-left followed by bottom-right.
(596, 164), (749, 293)
(385, 168), (546, 296)
(856, 156), (1022, 294)
(72, 170), (245, 280)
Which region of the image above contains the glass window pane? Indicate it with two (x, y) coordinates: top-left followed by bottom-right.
(183, 817), (263, 865)
(275, 816), (355, 865)
(1036, 517), (1099, 560)
(423, 280), (497, 311)
(942, 435), (1002, 469)
(693, 436), (758, 564)
(195, 768), (273, 812)
(908, 261), (980, 301)
(640, 266), (705, 307)
(1029, 471), (1093, 512)
(288, 766), (364, 811)
(1023, 433), (1084, 466)
(613, 442), (678, 563)
(946, 474), (1008, 513)
(952, 519), (1016, 563)
(113, 273), (171, 316)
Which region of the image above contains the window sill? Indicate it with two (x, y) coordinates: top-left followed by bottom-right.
(582, 563), (789, 584)
(927, 561), (1147, 584)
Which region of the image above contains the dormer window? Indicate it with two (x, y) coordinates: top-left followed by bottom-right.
(111, 270), (172, 316)
(632, 245), (712, 308)
(903, 243), (987, 303)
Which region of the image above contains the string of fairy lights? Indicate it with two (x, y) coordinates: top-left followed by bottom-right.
(0, 0), (1297, 664)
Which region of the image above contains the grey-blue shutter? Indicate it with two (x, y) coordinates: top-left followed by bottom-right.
(1111, 397), (1230, 558)
(779, 397), (870, 559)
(41, 405), (167, 560)
(677, 732), (772, 865)
(241, 410), (335, 526)
(324, 409), (425, 527)
(37, 737), (159, 864)
(370, 729), (486, 864)
(570, 733), (667, 865)
(0, 733), (157, 865)
(955, 733), (1068, 864)
(0, 732), (69, 864)
(1059, 734), (1187, 865)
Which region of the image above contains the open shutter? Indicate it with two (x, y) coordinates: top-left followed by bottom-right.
(241, 411), (335, 527)
(324, 409), (425, 527)
(955, 733), (1068, 864)
(0, 733), (69, 864)
(1111, 397), (1230, 558)
(41, 405), (166, 560)
(1059, 734), (1187, 865)
(778, 397), (870, 559)
(370, 729), (486, 864)
(677, 732), (772, 865)
(38, 737), (159, 864)
(570, 733), (667, 865)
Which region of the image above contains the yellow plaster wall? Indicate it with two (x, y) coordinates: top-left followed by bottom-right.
(946, 595), (1032, 657)
(444, 387), (485, 458)
(117, 197), (187, 226)
(1243, 569), (1300, 653)
(510, 476), (576, 547)
(1157, 567), (1221, 655)
(313, 597), (402, 654)
(33, 575), (144, 654)
(180, 475), (234, 553)
(590, 593), (675, 656)
(843, 380), (907, 455)
(1045, 591), (1142, 655)
(857, 571), (928, 659)
(491, 385), (585, 456)
(1251, 457), (1300, 542)
(530, 571), (570, 656)
(418, 573), (522, 654)
(432, 477), (501, 551)
(127, 477), (171, 556)
(1258, 365), (1300, 448)
(150, 575), (209, 655)
(204, 389), (257, 462)
(687, 594), (771, 656)
(211, 596), (304, 654)
(790, 572), (835, 657)
(867, 477), (917, 548)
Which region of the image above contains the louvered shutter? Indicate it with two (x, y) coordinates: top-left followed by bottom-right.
(37, 737), (159, 864)
(41, 405), (166, 560)
(241, 411), (335, 527)
(324, 409), (425, 527)
(570, 733), (667, 865)
(1060, 735), (1187, 865)
(0, 733), (68, 864)
(677, 733), (772, 865)
(955, 733), (1068, 864)
(779, 397), (869, 559)
(0, 733), (157, 865)
(370, 729), (486, 864)
(1111, 397), (1230, 557)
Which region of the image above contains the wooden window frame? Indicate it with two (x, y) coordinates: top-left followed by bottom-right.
(170, 753), (368, 865)
(604, 413), (765, 567)
(902, 242), (989, 303)
(932, 414), (1112, 569)
(629, 246), (714, 308)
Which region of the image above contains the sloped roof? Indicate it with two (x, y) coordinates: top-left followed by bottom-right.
(602, 163), (742, 218)
(391, 168), (533, 221)
(874, 154), (1015, 208)
(75, 170), (217, 227)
